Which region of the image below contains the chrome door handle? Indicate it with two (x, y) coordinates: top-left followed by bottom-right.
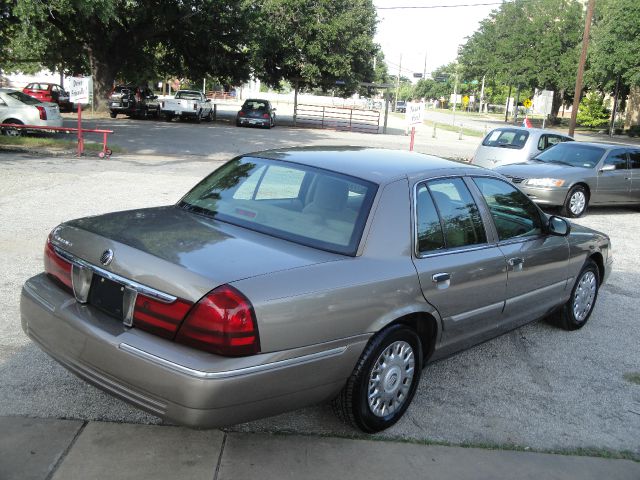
(508, 257), (525, 271)
(432, 272), (451, 283)
(432, 272), (451, 290)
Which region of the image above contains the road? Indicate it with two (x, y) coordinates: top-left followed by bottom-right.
(0, 122), (639, 457)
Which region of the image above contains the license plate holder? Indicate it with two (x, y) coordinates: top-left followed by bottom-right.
(88, 275), (125, 320)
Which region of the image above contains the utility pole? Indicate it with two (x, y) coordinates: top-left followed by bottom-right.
(609, 74), (621, 137)
(478, 75), (485, 113)
(394, 54), (402, 111)
(504, 85), (512, 122)
(423, 51), (427, 80)
(452, 65), (459, 126)
(568, 0), (595, 137)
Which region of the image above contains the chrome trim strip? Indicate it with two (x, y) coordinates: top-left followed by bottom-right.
(118, 343), (348, 379)
(53, 247), (177, 303)
(505, 280), (567, 306)
(449, 301), (504, 323)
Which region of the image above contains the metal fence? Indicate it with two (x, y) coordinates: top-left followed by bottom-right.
(295, 104), (380, 134)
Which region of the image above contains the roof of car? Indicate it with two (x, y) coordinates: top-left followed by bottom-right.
(489, 126), (572, 136)
(247, 147), (487, 184)
(550, 141), (635, 150)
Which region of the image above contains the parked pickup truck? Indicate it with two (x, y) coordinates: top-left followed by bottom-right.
(161, 90), (214, 123)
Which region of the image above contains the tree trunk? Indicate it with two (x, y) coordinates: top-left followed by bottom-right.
(549, 89), (564, 125)
(86, 47), (117, 112)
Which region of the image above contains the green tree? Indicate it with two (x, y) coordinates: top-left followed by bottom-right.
(588, 0), (640, 93)
(6, 0), (254, 108)
(459, 0), (583, 121)
(576, 92), (610, 128)
(252, 0), (378, 98)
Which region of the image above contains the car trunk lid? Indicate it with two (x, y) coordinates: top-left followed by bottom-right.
(51, 206), (341, 302)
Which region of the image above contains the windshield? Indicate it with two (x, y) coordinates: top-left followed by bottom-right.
(175, 91), (202, 100)
(7, 91), (41, 105)
(243, 100), (268, 110)
(533, 143), (605, 168)
(178, 157), (378, 256)
(482, 129), (530, 150)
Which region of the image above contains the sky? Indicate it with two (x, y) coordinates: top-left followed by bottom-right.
(373, 0), (501, 81)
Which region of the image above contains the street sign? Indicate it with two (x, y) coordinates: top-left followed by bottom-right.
(523, 98), (532, 108)
(335, 80), (346, 86)
(406, 101), (424, 126)
(413, 73), (423, 78)
(533, 89), (554, 115)
(69, 77), (91, 104)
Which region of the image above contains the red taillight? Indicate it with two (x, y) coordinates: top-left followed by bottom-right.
(262, 113), (269, 119)
(36, 106), (47, 120)
(238, 111), (245, 116)
(175, 285), (260, 356)
(44, 237), (72, 291)
(132, 295), (193, 340)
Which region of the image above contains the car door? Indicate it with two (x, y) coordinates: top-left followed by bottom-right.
(628, 149), (640, 203)
(470, 176), (569, 329)
(412, 177), (507, 355)
(595, 148), (631, 203)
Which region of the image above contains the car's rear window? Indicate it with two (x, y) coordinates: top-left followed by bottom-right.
(243, 100), (268, 110)
(175, 91), (202, 100)
(482, 129), (530, 150)
(179, 157), (378, 255)
(534, 143), (605, 168)
(7, 91), (41, 105)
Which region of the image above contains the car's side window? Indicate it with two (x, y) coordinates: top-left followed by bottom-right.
(603, 149), (629, 169)
(473, 177), (543, 241)
(537, 135), (547, 151)
(426, 178), (487, 249)
(547, 135), (563, 147)
(416, 184), (445, 253)
(629, 150), (640, 169)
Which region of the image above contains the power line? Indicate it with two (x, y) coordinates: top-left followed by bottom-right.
(377, 2), (504, 9)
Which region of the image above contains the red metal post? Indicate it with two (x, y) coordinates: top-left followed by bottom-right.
(77, 104), (84, 156)
(409, 127), (416, 151)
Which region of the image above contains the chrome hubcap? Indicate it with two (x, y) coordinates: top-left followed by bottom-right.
(368, 340), (415, 417)
(569, 191), (586, 215)
(573, 270), (597, 322)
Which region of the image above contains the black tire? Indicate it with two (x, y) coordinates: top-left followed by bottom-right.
(562, 185), (589, 218)
(236, 119), (242, 127)
(196, 110), (202, 124)
(552, 259), (600, 330)
(109, 112), (117, 119)
(206, 109), (214, 122)
(165, 114), (173, 122)
(2, 119), (23, 137)
(332, 324), (422, 433)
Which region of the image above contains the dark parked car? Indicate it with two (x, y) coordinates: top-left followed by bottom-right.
(21, 148), (611, 433)
(395, 100), (407, 113)
(236, 99), (276, 128)
(22, 83), (72, 112)
(108, 85), (160, 119)
(496, 142), (640, 217)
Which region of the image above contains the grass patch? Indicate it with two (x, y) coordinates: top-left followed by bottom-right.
(424, 120), (484, 138)
(623, 372), (640, 385)
(0, 135), (122, 153)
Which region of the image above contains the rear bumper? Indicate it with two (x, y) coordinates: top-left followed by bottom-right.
(21, 274), (367, 427)
(238, 117), (270, 126)
(162, 110), (199, 118)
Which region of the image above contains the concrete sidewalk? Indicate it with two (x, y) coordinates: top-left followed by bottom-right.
(1, 417), (638, 480)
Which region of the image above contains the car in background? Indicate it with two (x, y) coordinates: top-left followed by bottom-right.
(161, 90), (213, 123)
(21, 147), (611, 433)
(395, 100), (406, 113)
(22, 83), (72, 112)
(496, 142), (640, 217)
(236, 99), (276, 128)
(0, 87), (64, 136)
(109, 85), (160, 119)
(472, 127), (573, 169)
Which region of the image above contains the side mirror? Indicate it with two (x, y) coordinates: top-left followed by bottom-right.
(547, 215), (570, 236)
(152, 95), (158, 100)
(206, 98), (212, 103)
(599, 164), (616, 173)
(272, 107), (277, 111)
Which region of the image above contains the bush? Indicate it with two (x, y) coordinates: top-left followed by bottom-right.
(576, 92), (610, 128)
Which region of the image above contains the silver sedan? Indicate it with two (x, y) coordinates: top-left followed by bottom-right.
(0, 87), (64, 135)
(21, 147), (612, 432)
(496, 142), (640, 217)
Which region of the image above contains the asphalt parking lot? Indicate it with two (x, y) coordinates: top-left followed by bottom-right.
(0, 124), (638, 458)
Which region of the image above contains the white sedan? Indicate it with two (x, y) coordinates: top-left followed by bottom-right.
(0, 87), (64, 136)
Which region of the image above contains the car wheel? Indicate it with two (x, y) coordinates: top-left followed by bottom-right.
(196, 110), (202, 124)
(552, 259), (600, 330)
(2, 119), (23, 137)
(165, 115), (173, 122)
(236, 119), (241, 127)
(562, 185), (588, 218)
(109, 112), (117, 118)
(333, 324), (422, 433)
